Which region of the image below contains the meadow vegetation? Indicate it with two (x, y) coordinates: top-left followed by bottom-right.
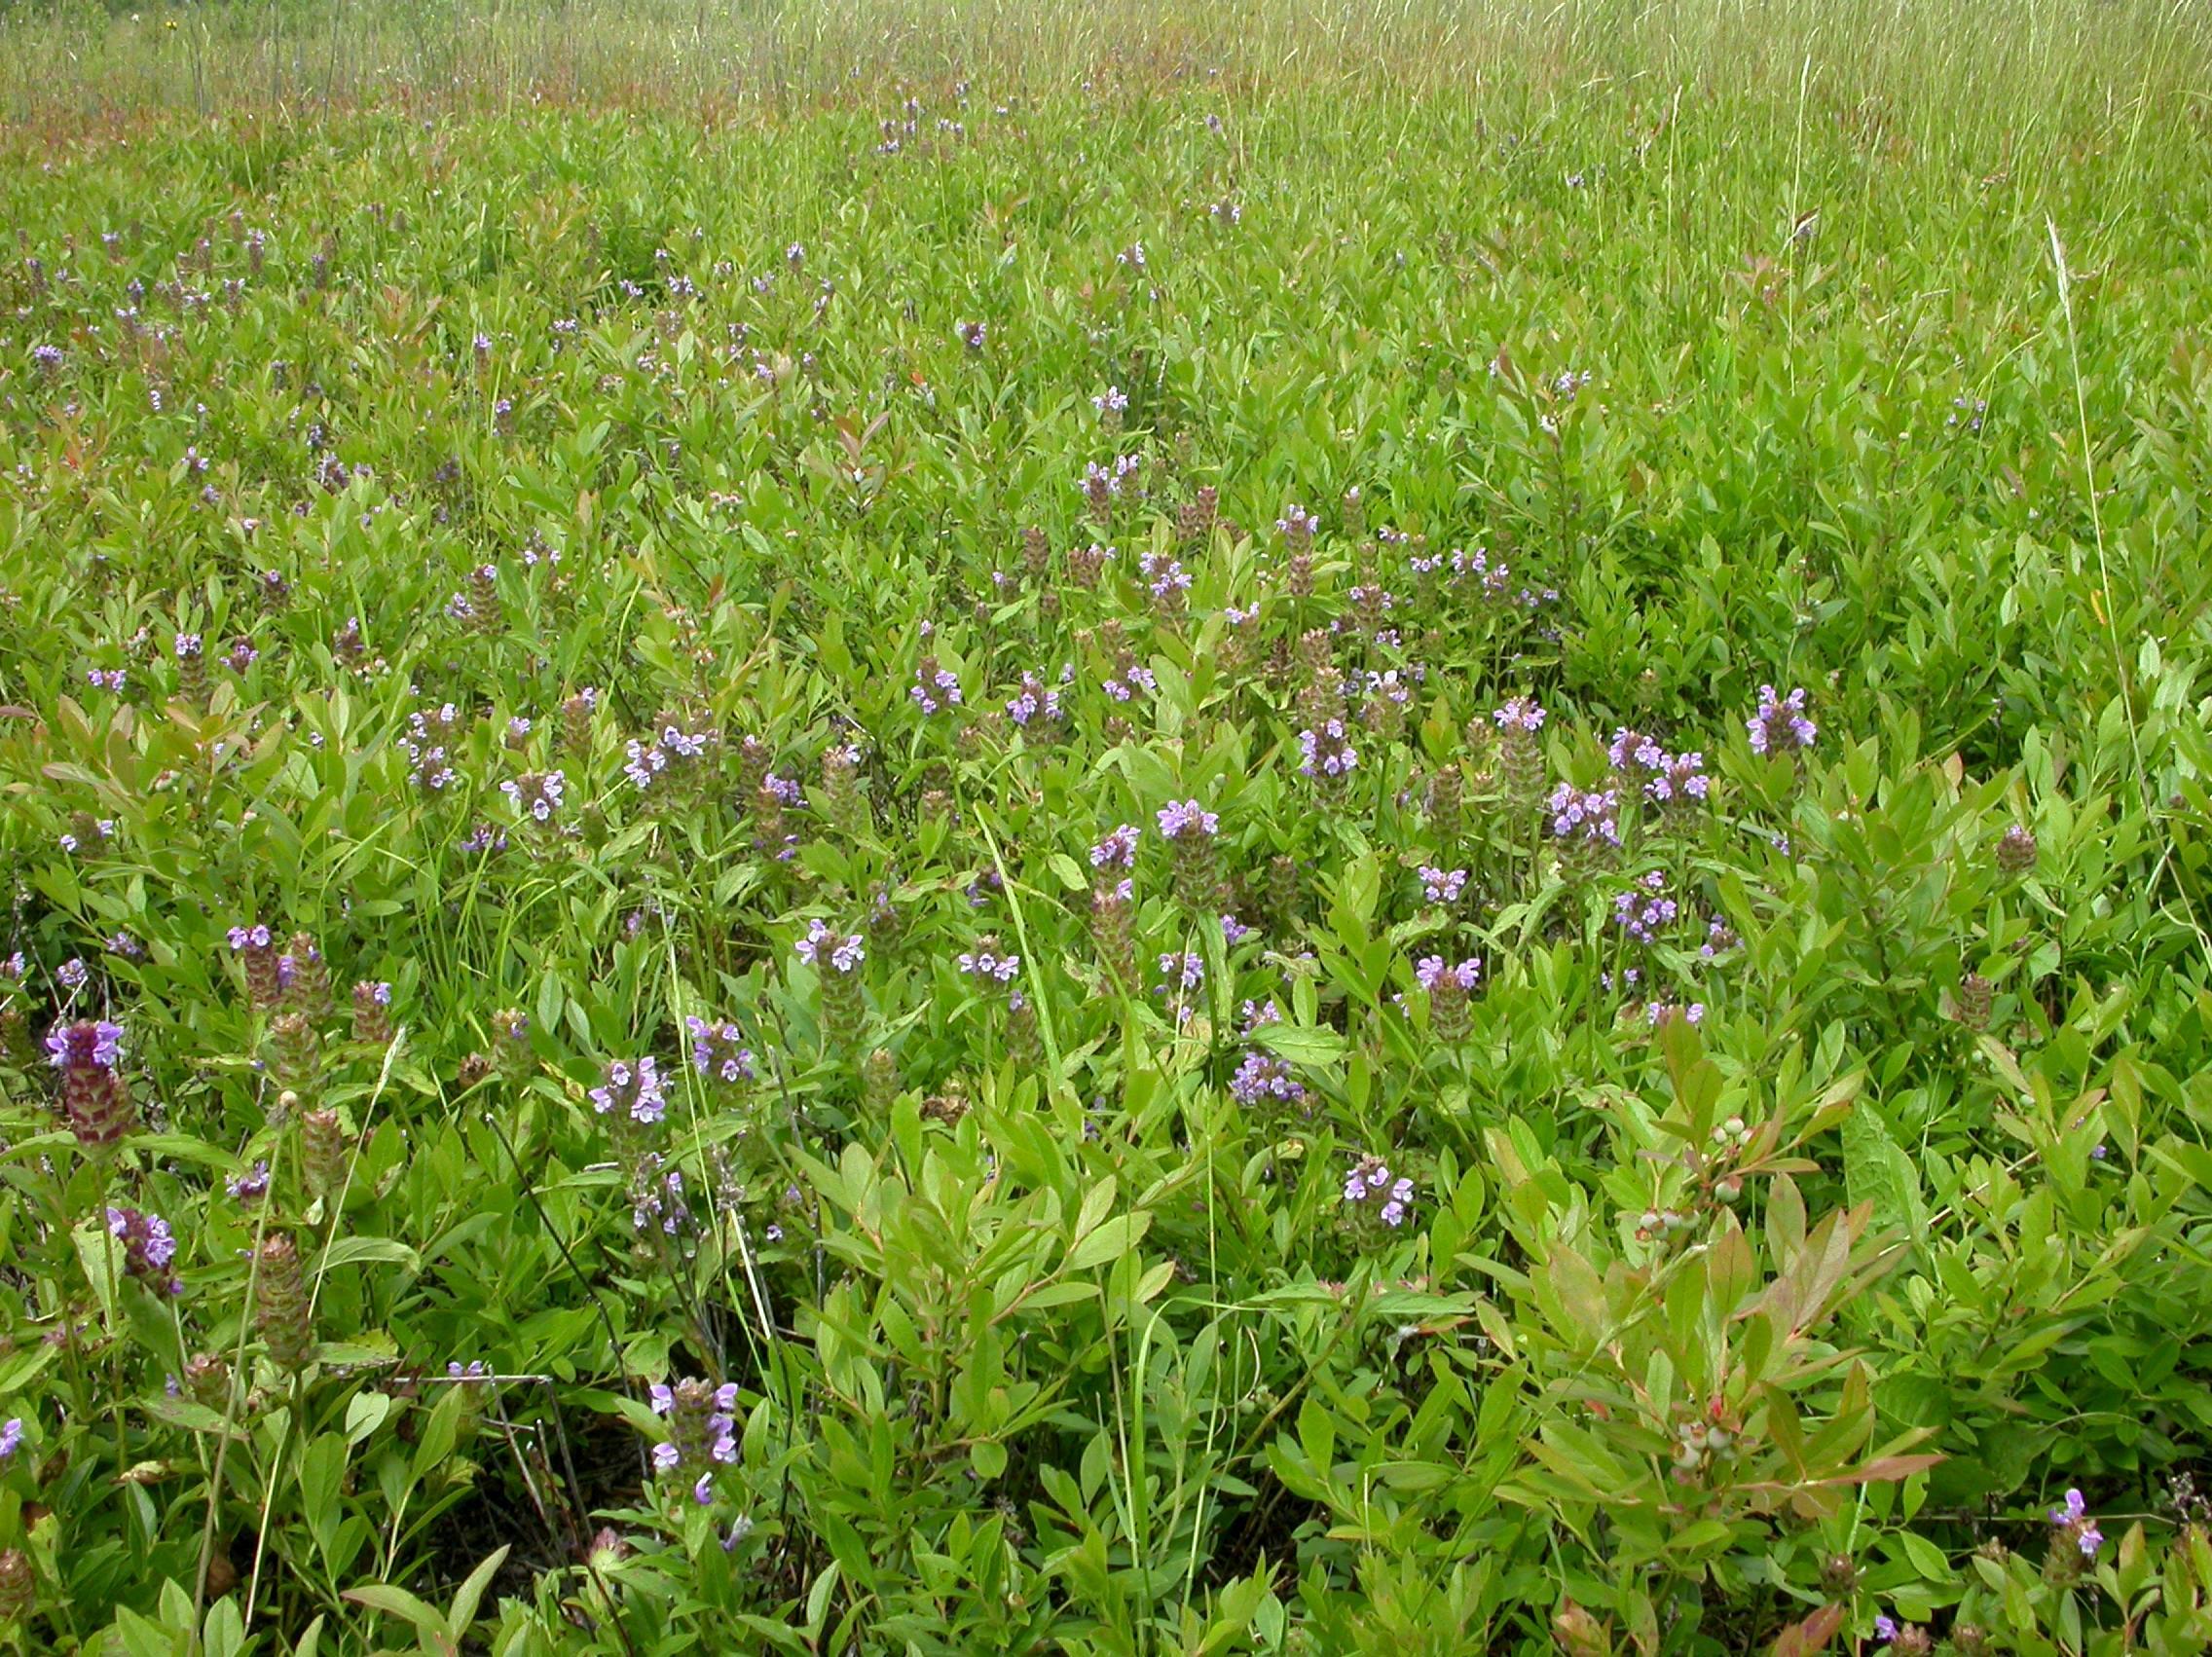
(4, 0), (2212, 1650)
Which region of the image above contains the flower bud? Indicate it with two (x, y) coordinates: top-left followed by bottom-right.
(301, 1108), (348, 1198)
(0, 1549), (33, 1623)
(1954, 973), (1993, 1031)
(255, 1234), (313, 1371)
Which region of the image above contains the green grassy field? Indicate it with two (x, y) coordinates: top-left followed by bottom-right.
(4, 1), (2212, 1651)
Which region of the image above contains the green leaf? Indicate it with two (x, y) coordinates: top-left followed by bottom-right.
(445, 1544), (510, 1633)
(1897, 1528), (1951, 1581)
(1843, 1109), (1926, 1243)
(1253, 1021), (1345, 1068)
(317, 1235), (423, 1273)
(1066, 1211), (1150, 1272)
(342, 1582), (447, 1634)
(73, 1217), (125, 1324)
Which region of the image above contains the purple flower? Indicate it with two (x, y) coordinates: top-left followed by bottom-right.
(1090, 825), (1141, 867)
(1419, 866), (1467, 904)
(588, 1057), (668, 1124)
(1545, 784), (1621, 848)
(1156, 799), (1218, 840)
(1612, 872), (1678, 944)
(55, 957), (88, 990)
(46, 1018), (125, 1071)
(684, 1017), (756, 1084)
(795, 920), (865, 974)
(956, 945), (1021, 983)
(1873, 1615), (1897, 1643)
(910, 656), (963, 715)
(227, 1161), (272, 1201)
(1159, 951), (1204, 991)
(1415, 957), (1482, 992)
(0, 1418), (20, 1459)
(105, 1204), (180, 1290)
(1004, 671), (1064, 727)
(1492, 696), (1545, 733)
(1092, 385), (1127, 415)
(227, 925), (274, 951)
(648, 1377), (741, 1492)
(1647, 750), (1709, 804)
(1141, 554), (1192, 600)
(1220, 913), (1255, 945)
(1229, 1050), (1304, 1105)
(1298, 721), (1358, 778)
(1342, 1157), (1417, 1227)
(1607, 727), (1665, 774)
(1748, 684), (1817, 755)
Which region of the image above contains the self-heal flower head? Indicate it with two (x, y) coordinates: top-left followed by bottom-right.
(649, 1377), (741, 1491)
(1004, 672), (1063, 727)
(1419, 866), (1468, 904)
(1090, 825), (1141, 868)
(956, 942), (1021, 983)
(47, 1018), (125, 1071)
(1607, 727), (1665, 774)
(1341, 1157), (1417, 1227)
(1647, 750), (1709, 805)
(105, 1205), (180, 1291)
(1546, 784), (1622, 848)
(795, 919), (866, 974)
(1159, 951), (1204, 991)
(588, 1056), (668, 1125)
(909, 656), (962, 715)
(1493, 696), (1546, 733)
(1298, 721), (1358, 779)
(684, 1017), (756, 1085)
(1415, 957), (1482, 992)
(1748, 684), (1817, 755)
(1156, 799), (1218, 840)
(1229, 1049), (1304, 1106)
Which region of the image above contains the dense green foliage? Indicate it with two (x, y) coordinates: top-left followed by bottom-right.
(5, 3), (2212, 1650)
